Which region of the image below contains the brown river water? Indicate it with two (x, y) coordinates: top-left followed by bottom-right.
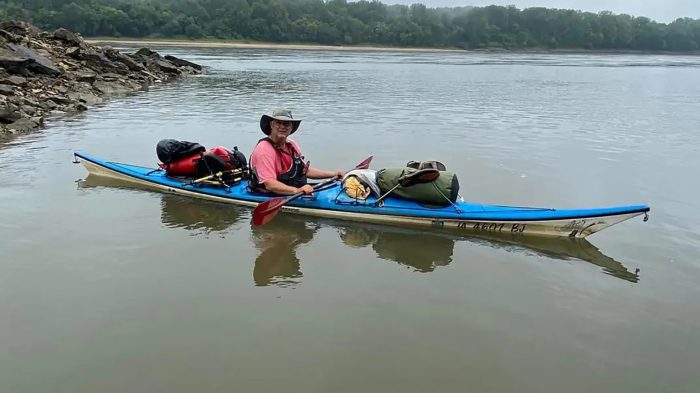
(1, 48), (699, 392)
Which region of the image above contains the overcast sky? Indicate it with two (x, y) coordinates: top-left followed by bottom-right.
(384, 1), (699, 23)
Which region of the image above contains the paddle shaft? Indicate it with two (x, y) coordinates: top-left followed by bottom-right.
(264, 155), (372, 209)
(282, 176), (339, 205)
(374, 183), (401, 204)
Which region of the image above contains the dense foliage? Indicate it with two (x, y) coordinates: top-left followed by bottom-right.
(2, 0), (700, 51)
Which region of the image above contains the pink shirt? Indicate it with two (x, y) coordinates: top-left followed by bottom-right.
(250, 139), (302, 184)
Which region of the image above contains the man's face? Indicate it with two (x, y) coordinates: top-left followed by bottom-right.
(270, 119), (293, 139)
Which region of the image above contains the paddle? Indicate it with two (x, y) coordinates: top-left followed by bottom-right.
(374, 168), (441, 204)
(251, 156), (373, 226)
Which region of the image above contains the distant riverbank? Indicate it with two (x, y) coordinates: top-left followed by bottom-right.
(86, 38), (463, 53)
(86, 38), (700, 56)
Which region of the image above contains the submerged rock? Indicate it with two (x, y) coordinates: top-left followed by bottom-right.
(0, 20), (203, 137)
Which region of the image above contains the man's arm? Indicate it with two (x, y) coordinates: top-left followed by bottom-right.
(263, 179), (314, 195)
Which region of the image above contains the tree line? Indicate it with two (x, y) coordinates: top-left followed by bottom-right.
(2, 0), (700, 51)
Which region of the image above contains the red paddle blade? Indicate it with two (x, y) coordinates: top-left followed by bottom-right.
(252, 208), (280, 226)
(354, 156), (373, 170)
(251, 197), (287, 226)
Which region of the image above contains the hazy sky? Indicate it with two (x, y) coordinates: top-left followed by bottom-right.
(384, 1), (699, 23)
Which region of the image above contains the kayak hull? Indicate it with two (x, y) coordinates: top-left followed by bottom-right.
(75, 152), (650, 238)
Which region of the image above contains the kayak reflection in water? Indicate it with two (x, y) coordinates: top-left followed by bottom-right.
(465, 231), (640, 283)
(160, 194), (243, 235)
(334, 222), (640, 283)
(78, 175), (640, 284)
(338, 225), (454, 273)
(249, 214), (317, 287)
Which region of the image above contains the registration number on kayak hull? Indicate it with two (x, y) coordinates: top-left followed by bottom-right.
(455, 222), (527, 233)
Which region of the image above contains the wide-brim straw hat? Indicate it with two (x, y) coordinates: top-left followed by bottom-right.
(260, 108), (302, 135)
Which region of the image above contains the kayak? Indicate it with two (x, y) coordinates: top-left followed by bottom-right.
(73, 152), (650, 238)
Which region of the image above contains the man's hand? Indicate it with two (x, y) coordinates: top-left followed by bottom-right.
(335, 170), (345, 178)
(297, 184), (314, 195)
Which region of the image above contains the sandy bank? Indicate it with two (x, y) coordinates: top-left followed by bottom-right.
(86, 38), (464, 53)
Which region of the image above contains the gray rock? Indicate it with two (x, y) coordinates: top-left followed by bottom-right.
(53, 28), (86, 48)
(80, 48), (128, 73)
(75, 72), (97, 83)
(165, 55), (203, 71)
(0, 22), (202, 138)
(156, 60), (181, 74)
(67, 91), (102, 105)
(20, 105), (36, 115)
(0, 84), (15, 95)
(93, 80), (131, 95)
(6, 117), (40, 132)
(0, 29), (22, 43)
(39, 99), (57, 110)
(48, 94), (72, 104)
(65, 47), (81, 58)
(135, 48), (160, 58)
(1, 75), (27, 86)
(0, 21), (42, 37)
(0, 47), (33, 74)
(55, 85), (69, 94)
(1, 102), (21, 122)
(7, 96), (25, 105)
(113, 51), (145, 72)
(7, 43), (62, 76)
(100, 72), (124, 81)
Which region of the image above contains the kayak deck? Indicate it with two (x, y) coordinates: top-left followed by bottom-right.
(74, 152), (650, 238)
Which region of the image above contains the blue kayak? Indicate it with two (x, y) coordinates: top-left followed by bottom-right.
(74, 152), (650, 238)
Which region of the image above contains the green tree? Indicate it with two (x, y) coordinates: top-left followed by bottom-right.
(1, 0), (698, 52)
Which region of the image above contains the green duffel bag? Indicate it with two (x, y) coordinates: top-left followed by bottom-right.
(376, 167), (460, 206)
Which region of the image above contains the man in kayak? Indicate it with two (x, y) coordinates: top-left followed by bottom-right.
(249, 108), (344, 195)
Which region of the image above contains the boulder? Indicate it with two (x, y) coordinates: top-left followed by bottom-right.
(74, 72), (97, 83)
(165, 55), (203, 71)
(1, 75), (28, 86)
(112, 51), (146, 72)
(7, 43), (62, 76)
(65, 47), (81, 58)
(0, 102), (21, 123)
(0, 47), (33, 74)
(0, 29), (23, 43)
(100, 72), (125, 81)
(6, 117), (41, 132)
(0, 84), (15, 95)
(20, 105), (36, 115)
(93, 80), (132, 95)
(53, 28), (86, 48)
(156, 60), (181, 74)
(0, 21), (42, 37)
(134, 48), (160, 58)
(66, 91), (102, 105)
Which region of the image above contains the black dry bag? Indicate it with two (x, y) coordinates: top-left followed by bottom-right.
(156, 139), (206, 164)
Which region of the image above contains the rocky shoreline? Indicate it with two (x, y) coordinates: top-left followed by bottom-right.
(0, 21), (202, 137)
